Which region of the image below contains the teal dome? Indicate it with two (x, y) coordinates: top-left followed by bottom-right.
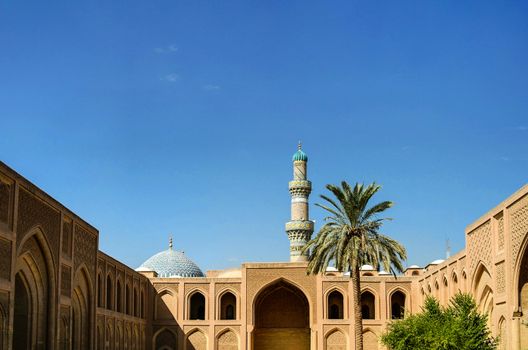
(292, 149), (308, 162)
(137, 248), (204, 278)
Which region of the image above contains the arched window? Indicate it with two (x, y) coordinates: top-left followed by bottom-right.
(134, 288), (139, 317)
(98, 273), (104, 308)
(391, 291), (406, 319)
(126, 285), (131, 315)
(117, 280), (122, 313)
(140, 290), (145, 318)
(327, 290), (344, 319)
(189, 292), (206, 320)
(412, 270), (420, 276)
(106, 275), (113, 310)
(361, 291), (375, 319)
(220, 292), (237, 320)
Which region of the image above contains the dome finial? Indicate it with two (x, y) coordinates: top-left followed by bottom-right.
(169, 235), (173, 250)
(292, 142), (308, 162)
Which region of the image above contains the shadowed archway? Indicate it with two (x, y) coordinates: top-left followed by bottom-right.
(253, 280), (310, 350)
(13, 231), (56, 350)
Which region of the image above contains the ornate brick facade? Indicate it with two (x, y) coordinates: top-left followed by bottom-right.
(1, 158), (527, 350)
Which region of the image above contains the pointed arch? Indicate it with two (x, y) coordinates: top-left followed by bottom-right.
(451, 270), (459, 296)
(106, 274), (114, 310)
(188, 290), (206, 320)
(14, 227), (57, 349)
(218, 289), (237, 320)
(360, 288), (376, 320)
(153, 327), (178, 350)
(116, 278), (123, 313)
(498, 316), (507, 350)
(216, 328), (239, 350)
(253, 278), (310, 350)
(363, 328), (379, 350)
(156, 288), (177, 321)
(388, 288), (407, 319)
(97, 271), (104, 308)
(185, 328), (207, 350)
(72, 266), (92, 350)
(326, 288), (344, 319)
(324, 327), (347, 350)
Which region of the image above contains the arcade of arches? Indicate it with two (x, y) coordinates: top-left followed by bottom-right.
(1, 162), (528, 349)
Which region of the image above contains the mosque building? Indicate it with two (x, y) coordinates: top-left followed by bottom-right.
(0, 146), (527, 349)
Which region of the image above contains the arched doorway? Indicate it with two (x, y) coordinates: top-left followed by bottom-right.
(518, 242), (528, 348)
(72, 268), (91, 350)
(253, 280), (310, 350)
(13, 232), (55, 349)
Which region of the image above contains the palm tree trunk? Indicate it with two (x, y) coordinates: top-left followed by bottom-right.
(351, 264), (363, 350)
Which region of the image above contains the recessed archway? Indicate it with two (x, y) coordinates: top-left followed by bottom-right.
(219, 291), (237, 320)
(361, 290), (376, 320)
(327, 290), (344, 319)
(253, 279), (310, 350)
(72, 267), (92, 350)
(189, 291), (206, 320)
(13, 231), (56, 349)
(390, 290), (406, 319)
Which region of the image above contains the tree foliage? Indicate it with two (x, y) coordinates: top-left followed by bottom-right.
(303, 181), (407, 350)
(381, 293), (497, 350)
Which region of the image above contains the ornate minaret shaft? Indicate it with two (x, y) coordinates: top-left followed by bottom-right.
(286, 143), (314, 262)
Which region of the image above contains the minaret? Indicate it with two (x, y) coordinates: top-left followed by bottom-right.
(285, 142), (314, 262)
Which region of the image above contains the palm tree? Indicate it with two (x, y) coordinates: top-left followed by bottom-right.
(303, 181), (407, 350)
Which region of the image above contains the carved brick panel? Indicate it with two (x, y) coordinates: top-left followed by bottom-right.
(510, 194), (528, 272)
(16, 188), (61, 263)
(61, 264), (72, 296)
(496, 262), (505, 294)
(467, 220), (492, 276)
(0, 238), (12, 281)
(62, 217), (73, 258)
(496, 212), (504, 252)
(0, 175), (13, 229)
(74, 224), (97, 282)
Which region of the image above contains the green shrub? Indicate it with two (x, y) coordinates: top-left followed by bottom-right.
(381, 293), (497, 350)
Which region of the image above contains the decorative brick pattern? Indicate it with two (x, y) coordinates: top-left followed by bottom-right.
(246, 268), (317, 323)
(326, 329), (347, 350)
(62, 217), (72, 258)
(215, 283), (240, 295)
(0, 176), (13, 227)
(74, 224), (97, 281)
(217, 330), (238, 350)
(187, 329), (207, 350)
(185, 283), (209, 296)
(510, 195), (528, 272)
(496, 262), (505, 294)
(467, 220), (492, 277)
(0, 238), (11, 281)
(496, 212), (504, 252)
(61, 265), (72, 296)
(17, 188), (61, 261)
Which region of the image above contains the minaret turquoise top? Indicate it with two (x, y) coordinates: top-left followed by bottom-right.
(292, 142), (308, 162)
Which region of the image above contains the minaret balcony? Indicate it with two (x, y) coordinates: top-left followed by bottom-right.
(288, 180), (312, 196)
(285, 220), (314, 232)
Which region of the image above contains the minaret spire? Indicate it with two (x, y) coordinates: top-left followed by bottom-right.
(285, 143), (314, 262)
(169, 235), (173, 250)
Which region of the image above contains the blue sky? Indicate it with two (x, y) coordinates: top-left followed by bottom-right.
(1, 1), (527, 272)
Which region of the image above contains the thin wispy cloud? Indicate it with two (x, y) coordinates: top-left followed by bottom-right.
(154, 45), (178, 54)
(161, 73), (180, 82)
(516, 126), (528, 131)
(500, 156), (510, 162)
(203, 84), (220, 91)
